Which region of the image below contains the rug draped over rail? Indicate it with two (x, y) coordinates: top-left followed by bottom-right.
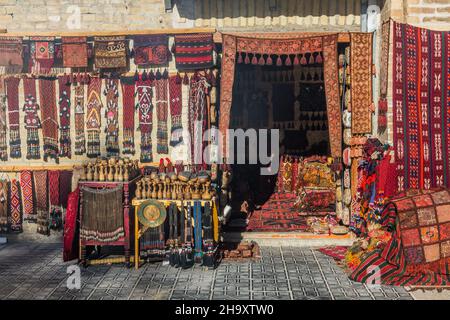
(393, 21), (450, 191)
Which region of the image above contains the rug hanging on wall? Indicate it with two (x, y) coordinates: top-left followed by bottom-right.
(29, 37), (55, 74)
(133, 35), (169, 66)
(0, 77), (8, 161)
(86, 77), (103, 158)
(9, 179), (22, 232)
(169, 74), (183, 146)
(155, 77), (169, 154)
(121, 76), (136, 155)
(0, 180), (8, 232)
(62, 36), (88, 68)
(103, 78), (120, 157)
(20, 170), (34, 220)
(0, 36), (23, 73)
(59, 170), (73, 208)
(23, 78), (41, 160)
(174, 33), (214, 70)
(393, 22), (450, 191)
(136, 78), (153, 163)
(74, 84), (86, 155)
(63, 188), (79, 262)
(94, 36), (127, 69)
(58, 75), (71, 158)
(5, 77), (21, 158)
(39, 79), (59, 163)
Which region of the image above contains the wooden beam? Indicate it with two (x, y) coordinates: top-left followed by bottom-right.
(0, 29), (6, 34)
(1, 27), (216, 38)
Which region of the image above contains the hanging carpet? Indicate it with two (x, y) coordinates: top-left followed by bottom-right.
(62, 36), (88, 68)
(94, 36), (127, 69)
(136, 78), (153, 163)
(0, 180), (8, 232)
(0, 36), (23, 73)
(74, 84), (86, 155)
(5, 77), (21, 158)
(23, 78), (41, 160)
(169, 74), (183, 146)
(9, 179), (22, 232)
(0, 77), (7, 161)
(120, 76), (136, 155)
(39, 78), (59, 162)
(29, 37), (55, 74)
(33, 170), (48, 216)
(174, 33), (214, 70)
(58, 75), (71, 158)
(104, 78), (120, 157)
(20, 170), (34, 220)
(86, 77), (103, 158)
(133, 35), (169, 66)
(59, 170), (73, 208)
(63, 188), (79, 262)
(155, 77), (169, 154)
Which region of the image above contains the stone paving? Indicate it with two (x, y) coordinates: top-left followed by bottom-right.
(0, 242), (414, 300)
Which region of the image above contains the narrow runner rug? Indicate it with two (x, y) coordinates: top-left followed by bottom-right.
(136, 78), (153, 163)
(86, 77), (103, 158)
(23, 78), (41, 160)
(5, 77), (21, 158)
(74, 84), (86, 155)
(20, 170), (34, 220)
(0, 180), (8, 232)
(103, 78), (120, 157)
(58, 75), (71, 158)
(155, 77), (169, 154)
(120, 76), (136, 155)
(350, 32), (373, 135)
(59, 170), (73, 208)
(39, 79), (59, 163)
(0, 77), (7, 161)
(9, 179), (22, 232)
(48, 170), (60, 209)
(169, 74), (183, 146)
(33, 170), (48, 216)
(63, 188), (79, 262)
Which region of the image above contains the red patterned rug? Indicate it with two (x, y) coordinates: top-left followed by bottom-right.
(318, 246), (348, 261)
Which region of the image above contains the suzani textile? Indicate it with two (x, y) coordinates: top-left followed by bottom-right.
(393, 22), (450, 191)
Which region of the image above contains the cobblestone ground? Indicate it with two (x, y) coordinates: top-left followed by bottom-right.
(0, 242), (413, 300)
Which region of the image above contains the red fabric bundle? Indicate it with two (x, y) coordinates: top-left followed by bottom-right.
(63, 188), (79, 262)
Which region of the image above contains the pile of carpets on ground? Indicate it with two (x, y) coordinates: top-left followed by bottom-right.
(342, 138), (450, 285)
(247, 155), (338, 233)
(220, 241), (261, 260)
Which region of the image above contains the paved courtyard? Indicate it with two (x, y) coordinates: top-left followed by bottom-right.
(0, 240), (417, 300)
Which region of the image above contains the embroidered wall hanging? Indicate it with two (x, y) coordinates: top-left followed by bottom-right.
(9, 179), (22, 232)
(48, 170), (60, 209)
(94, 36), (127, 69)
(39, 79), (59, 162)
(0, 77), (8, 161)
(0, 37), (23, 73)
(62, 36), (88, 68)
(74, 84), (86, 155)
(0, 180), (8, 232)
(86, 77), (103, 158)
(20, 170), (34, 220)
(350, 33), (373, 134)
(380, 21), (390, 98)
(104, 78), (120, 157)
(136, 78), (153, 162)
(29, 36), (55, 74)
(133, 35), (169, 66)
(174, 33), (214, 70)
(23, 78), (41, 160)
(58, 76), (71, 158)
(155, 77), (169, 154)
(393, 22), (450, 191)
(169, 74), (183, 146)
(121, 76), (136, 155)
(33, 170), (48, 216)
(5, 77), (21, 158)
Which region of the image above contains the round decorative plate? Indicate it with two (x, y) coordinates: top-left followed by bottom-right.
(137, 200), (167, 228)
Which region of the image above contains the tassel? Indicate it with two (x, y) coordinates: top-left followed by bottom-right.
(149, 70), (155, 81)
(379, 99), (388, 112)
(300, 54), (307, 65)
(251, 54), (258, 65)
(293, 54), (300, 66)
(258, 55), (265, 66)
(244, 53), (250, 64)
(266, 55), (273, 65)
(285, 55), (292, 66)
(163, 68), (169, 79)
(130, 48), (135, 59)
(142, 70), (148, 81)
(156, 69), (162, 80)
(134, 70), (139, 82)
(316, 52), (323, 64)
(237, 52), (243, 64)
(183, 73), (189, 85)
(309, 53), (315, 64)
(175, 72), (182, 84)
(276, 55), (282, 66)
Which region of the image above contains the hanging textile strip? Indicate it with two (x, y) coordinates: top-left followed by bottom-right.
(174, 33), (214, 70)
(350, 32), (373, 134)
(74, 84), (86, 155)
(133, 35), (169, 66)
(9, 179), (22, 232)
(136, 78), (153, 163)
(94, 36), (127, 69)
(0, 77), (7, 161)
(58, 75), (71, 158)
(5, 77), (21, 158)
(86, 77), (103, 158)
(33, 170), (48, 215)
(63, 188), (79, 262)
(80, 186), (124, 242)
(104, 78), (120, 157)
(20, 170), (34, 220)
(39, 79), (59, 163)
(188, 76), (210, 166)
(62, 36), (88, 68)
(169, 75), (183, 147)
(0, 36), (23, 73)
(0, 181), (8, 232)
(29, 36), (55, 74)
(59, 170), (73, 208)
(156, 77), (169, 154)
(380, 21), (391, 98)
(48, 170), (60, 209)
(322, 34), (342, 158)
(120, 76), (136, 155)
(23, 78), (41, 160)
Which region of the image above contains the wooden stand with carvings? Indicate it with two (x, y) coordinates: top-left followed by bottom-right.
(132, 198), (217, 270)
(78, 176), (140, 267)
